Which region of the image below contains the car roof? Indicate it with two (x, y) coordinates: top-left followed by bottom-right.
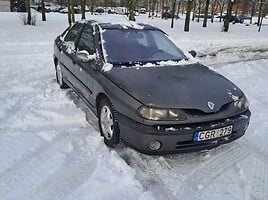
(78, 19), (162, 31)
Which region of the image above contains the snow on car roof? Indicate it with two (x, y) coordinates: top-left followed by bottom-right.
(80, 14), (159, 30)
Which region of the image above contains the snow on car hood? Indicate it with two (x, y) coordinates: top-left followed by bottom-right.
(105, 63), (243, 113)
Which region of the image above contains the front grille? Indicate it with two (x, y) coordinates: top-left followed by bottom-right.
(183, 102), (232, 116)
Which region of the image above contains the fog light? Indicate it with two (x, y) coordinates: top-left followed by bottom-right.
(148, 141), (161, 151)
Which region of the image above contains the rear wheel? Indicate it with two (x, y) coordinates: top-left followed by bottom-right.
(98, 98), (120, 147)
(56, 63), (68, 89)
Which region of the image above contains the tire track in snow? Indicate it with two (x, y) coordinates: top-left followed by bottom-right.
(0, 131), (76, 198)
(118, 149), (177, 200)
(175, 142), (248, 199)
(240, 138), (268, 166)
(250, 159), (268, 200)
(24, 141), (98, 200)
(119, 142), (249, 200)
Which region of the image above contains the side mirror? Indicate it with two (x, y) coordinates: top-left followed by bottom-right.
(188, 50), (197, 58)
(76, 50), (96, 62)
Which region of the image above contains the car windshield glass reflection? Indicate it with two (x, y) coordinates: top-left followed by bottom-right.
(102, 29), (185, 65)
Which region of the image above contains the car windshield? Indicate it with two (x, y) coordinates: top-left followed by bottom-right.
(102, 29), (186, 65)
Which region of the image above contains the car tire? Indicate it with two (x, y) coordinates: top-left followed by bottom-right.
(55, 63), (68, 89)
(98, 98), (120, 147)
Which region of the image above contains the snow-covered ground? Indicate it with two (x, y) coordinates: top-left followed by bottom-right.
(0, 12), (268, 200)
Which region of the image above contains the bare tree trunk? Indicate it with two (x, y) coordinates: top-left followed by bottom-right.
(81, 0), (86, 20)
(250, 1), (256, 24)
(203, 0), (210, 27)
(171, 0), (176, 28)
(70, 0), (75, 23)
(184, 0), (193, 32)
(257, 0), (264, 26)
(152, 0), (156, 17)
(177, 1), (181, 18)
(161, 0), (165, 18)
(197, 0), (201, 22)
(219, 1), (225, 22)
(67, 0), (72, 25)
(129, 0), (136, 21)
(223, 0), (234, 32)
(258, 3), (268, 32)
(211, 1), (219, 23)
(235, 1), (239, 17)
(41, 0), (46, 21)
(192, 0), (196, 21)
(26, 0), (31, 25)
(91, 0), (94, 15)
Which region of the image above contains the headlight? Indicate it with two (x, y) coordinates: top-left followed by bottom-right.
(234, 95), (249, 110)
(137, 106), (187, 121)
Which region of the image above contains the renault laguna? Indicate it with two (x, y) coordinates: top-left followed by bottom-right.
(53, 20), (251, 154)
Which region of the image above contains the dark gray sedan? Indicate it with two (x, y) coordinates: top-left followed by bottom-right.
(53, 20), (251, 154)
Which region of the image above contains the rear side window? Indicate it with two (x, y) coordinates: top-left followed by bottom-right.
(64, 23), (83, 42)
(77, 25), (95, 54)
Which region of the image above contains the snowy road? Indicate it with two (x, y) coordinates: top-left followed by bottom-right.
(1, 13), (268, 200)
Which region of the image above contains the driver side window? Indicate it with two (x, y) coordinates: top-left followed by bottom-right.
(64, 23), (83, 42)
(77, 25), (95, 55)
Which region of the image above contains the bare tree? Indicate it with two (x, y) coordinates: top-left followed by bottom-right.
(219, 0), (226, 22)
(41, 0), (46, 21)
(81, 0), (86, 20)
(258, 0), (268, 31)
(26, 0), (31, 25)
(211, 0), (219, 23)
(171, 0), (176, 28)
(71, 0), (75, 23)
(192, 0), (197, 21)
(177, 0), (182, 17)
(184, 0), (194, 31)
(67, 0), (72, 25)
(223, 0), (235, 32)
(257, 0), (264, 26)
(128, 0), (136, 21)
(197, 0), (202, 22)
(203, 0), (210, 27)
(250, 0), (256, 24)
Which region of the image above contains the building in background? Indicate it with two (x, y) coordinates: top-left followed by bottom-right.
(0, 0), (10, 12)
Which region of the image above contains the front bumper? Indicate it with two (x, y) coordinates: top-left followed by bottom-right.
(117, 110), (251, 155)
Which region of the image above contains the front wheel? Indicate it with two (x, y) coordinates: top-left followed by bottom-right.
(55, 63), (68, 89)
(98, 98), (120, 147)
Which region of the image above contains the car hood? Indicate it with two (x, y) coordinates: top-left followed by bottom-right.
(105, 63), (243, 113)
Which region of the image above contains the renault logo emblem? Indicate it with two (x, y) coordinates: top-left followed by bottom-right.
(208, 101), (215, 110)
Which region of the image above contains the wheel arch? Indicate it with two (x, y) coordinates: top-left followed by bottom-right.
(96, 93), (109, 116)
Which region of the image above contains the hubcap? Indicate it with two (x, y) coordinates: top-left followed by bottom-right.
(56, 64), (63, 85)
(100, 105), (114, 140)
